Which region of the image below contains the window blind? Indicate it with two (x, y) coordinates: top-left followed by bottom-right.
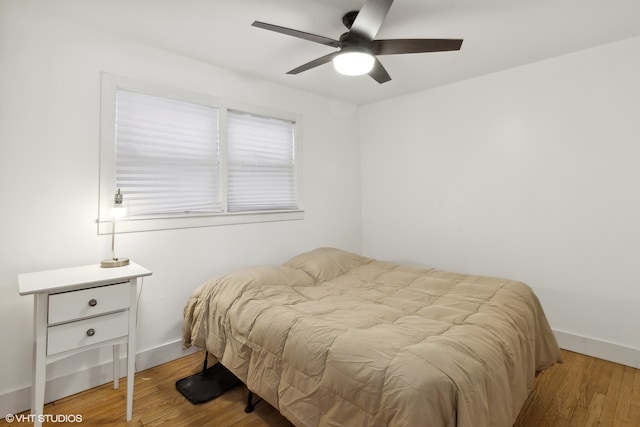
(115, 90), (221, 216)
(227, 111), (297, 212)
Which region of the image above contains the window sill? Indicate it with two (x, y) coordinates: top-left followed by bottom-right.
(97, 210), (304, 234)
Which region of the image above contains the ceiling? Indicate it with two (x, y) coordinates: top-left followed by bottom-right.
(23, 0), (640, 105)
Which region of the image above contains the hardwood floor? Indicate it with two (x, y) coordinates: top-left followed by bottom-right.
(515, 349), (640, 427)
(2, 349), (638, 426)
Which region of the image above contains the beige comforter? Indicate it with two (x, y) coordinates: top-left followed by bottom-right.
(183, 248), (561, 427)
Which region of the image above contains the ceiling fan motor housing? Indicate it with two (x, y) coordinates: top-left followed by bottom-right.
(339, 31), (374, 52)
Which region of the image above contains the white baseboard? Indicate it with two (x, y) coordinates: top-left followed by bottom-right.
(135, 339), (200, 372)
(0, 340), (199, 418)
(553, 329), (640, 368)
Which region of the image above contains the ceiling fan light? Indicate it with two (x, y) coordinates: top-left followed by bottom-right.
(333, 51), (375, 76)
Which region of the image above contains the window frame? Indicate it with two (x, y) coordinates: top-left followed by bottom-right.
(98, 73), (304, 234)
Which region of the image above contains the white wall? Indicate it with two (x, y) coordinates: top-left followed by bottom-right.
(360, 37), (640, 366)
(0, 3), (362, 414)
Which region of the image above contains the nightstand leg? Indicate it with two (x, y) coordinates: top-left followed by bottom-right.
(31, 294), (47, 427)
(113, 344), (120, 389)
(126, 279), (138, 421)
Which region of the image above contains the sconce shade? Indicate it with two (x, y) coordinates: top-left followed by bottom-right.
(110, 205), (127, 219)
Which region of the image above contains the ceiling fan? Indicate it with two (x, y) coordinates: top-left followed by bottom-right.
(252, 0), (463, 84)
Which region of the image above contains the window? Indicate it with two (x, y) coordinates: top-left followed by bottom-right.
(115, 90), (222, 216)
(99, 74), (303, 234)
(227, 111), (297, 212)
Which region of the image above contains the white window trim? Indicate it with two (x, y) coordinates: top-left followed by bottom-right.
(98, 73), (304, 234)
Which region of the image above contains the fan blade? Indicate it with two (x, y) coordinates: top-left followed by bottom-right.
(252, 21), (340, 48)
(287, 52), (340, 75)
(350, 0), (394, 40)
(373, 38), (463, 55)
(369, 57), (391, 84)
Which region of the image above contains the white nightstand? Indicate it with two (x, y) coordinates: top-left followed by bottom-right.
(18, 263), (152, 427)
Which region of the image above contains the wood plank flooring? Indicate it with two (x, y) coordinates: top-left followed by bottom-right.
(2, 349), (638, 426)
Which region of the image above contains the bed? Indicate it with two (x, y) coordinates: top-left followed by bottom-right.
(182, 247), (561, 427)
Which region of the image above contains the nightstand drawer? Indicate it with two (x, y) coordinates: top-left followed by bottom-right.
(48, 282), (131, 324)
(47, 310), (129, 356)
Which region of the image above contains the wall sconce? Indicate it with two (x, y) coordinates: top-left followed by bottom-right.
(101, 189), (130, 268)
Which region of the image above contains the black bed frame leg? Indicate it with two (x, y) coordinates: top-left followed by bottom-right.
(245, 391), (255, 413)
(201, 352), (209, 375)
(245, 390), (262, 413)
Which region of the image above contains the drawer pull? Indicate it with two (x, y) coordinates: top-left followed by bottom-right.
(86, 328), (96, 337)
(88, 299), (97, 307)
